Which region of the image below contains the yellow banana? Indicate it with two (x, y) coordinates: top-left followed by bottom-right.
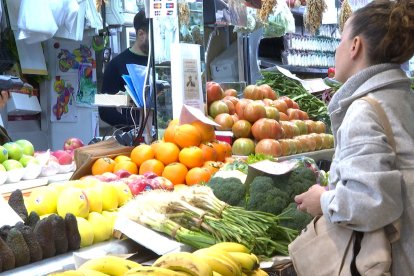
(77, 269), (109, 276)
(227, 252), (260, 272)
(125, 266), (190, 275)
(193, 248), (242, 276)
(209, 242), (250, 253)
(152, 252), (213, 276)
(250, 268), (269, 276)
(78, 255), (141, 276)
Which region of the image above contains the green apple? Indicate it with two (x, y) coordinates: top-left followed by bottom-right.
(15, 139), (35, 156)
(0, 146), (8, 163)
(19, 155), (40, 167)
(3, 142), (23, 161)
(2, 159), (24, 171)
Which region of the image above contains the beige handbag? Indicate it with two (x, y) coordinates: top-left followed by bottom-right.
(289, 96), (401, 276)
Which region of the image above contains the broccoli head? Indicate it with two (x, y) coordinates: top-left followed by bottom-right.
(207, 177), (247, 207)
(287, 165), (317, 200)
(279, 202), (313, 232)
(247, 176), (290, 215)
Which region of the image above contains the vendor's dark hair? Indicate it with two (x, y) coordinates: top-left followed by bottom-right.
(350, 0), (414, 64)
(133, 10), (149, 33)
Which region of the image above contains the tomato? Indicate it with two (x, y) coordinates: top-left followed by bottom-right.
(224, 89), (238, 97)
(209, 100), (229, 118)
(214, 113), (234, 131)
(235, 98), (253, 120)
(273, 99), (288, 114)
(264, 106), (280, 120)
(207, 82), (224, 104)
(232, 119), (252, 138)
(222, 99), (235, 115)
(251, 118), (283, 141)
(259, 84), (277, 100)
(223, 95), (239, 107)
(232, 138), (256, 156)
(243, 102), (267, 123)
(255, 139), (282, 157)
(328, 67), (335, 78)
(243, 85), (258, 100)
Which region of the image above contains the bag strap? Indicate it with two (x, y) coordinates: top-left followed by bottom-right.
(360, 96), (396, 152)
(359, 96), (400, 243)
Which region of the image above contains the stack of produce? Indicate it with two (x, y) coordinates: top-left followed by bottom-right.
(0, 189), (81, 273)
(50, 242), (268, 275)
(206, 81), (334, 158)
(88, 120), (233, 187)
(120, 185), (297, 257)
(20, 175), (133, 249)
(207, 157), (318, 233)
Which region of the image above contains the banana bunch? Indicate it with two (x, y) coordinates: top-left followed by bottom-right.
(152, 251), (213, 276)
(76, 255), (141, 276)
(203, 242), (268, 276)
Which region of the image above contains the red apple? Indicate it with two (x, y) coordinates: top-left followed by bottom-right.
(63, 137), (84, 151)
(51, 150), (73, 165)
(114, 169), (132, 179)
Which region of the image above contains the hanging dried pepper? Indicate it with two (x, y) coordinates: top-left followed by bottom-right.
(303, 0), (327, 35)
(258, 0), (278, 23)
(339, 0), (353, 32)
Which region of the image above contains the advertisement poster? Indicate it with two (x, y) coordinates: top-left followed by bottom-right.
(183, 59), (200, 105)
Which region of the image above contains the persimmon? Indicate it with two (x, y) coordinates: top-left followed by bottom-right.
(199, 142), (218, 162)
(163, 122), (178, 144)
(191, 120), (216, 142)
(150, 140), (163, 153)
(174, 124), (202, 148)
(154, 142), (180, 165)
(162, 162), (188, 185)
(179, 146), (204, 169)
(186, 167), (212, 186)
(211, 141), (231, 162)
(139, 159), (165, 176)
(130, 144), (154, 166)
(91, 157), (115, 175)
(203, 161), (221, 175)
(113, 160), (138, 174)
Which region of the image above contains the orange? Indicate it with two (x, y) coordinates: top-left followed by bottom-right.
(154, 142), (180, 165)
(113, 160), (138, 174)
(150, 140), (163, 153)
(114, 155), (131, 163)
(174, 124), (202, 148)
(179, 146), (204, 169)
(199, 142), (218, 162)
(191, 120), (216, 142)
(139, 159), (165, 176)
(162, 162), (188, 185)
(163, 121), (178, 144)
(186, 167), (212, 186)
(91, 157), (116, 175)
(130, 144), (155, 167)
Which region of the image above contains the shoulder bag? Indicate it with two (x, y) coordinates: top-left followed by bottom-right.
(288, 96), (401, 276)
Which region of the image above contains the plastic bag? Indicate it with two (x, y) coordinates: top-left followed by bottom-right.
(263, 0), (295, 38)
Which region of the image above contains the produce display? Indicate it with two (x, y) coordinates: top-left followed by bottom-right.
(1, 190), (82, 272)
(50, 242), (268, 275)
(206, 80), (334, 157)
(88, 120), (233, 187)
(0, 137), (84, 184)
(120, 185), (296, 257)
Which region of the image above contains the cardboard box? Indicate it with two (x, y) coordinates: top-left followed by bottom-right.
(7, 92), (41, 115)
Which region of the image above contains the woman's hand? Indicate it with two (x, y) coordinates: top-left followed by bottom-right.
(0, 91), (9, 109)
(294, 184), (326, 216)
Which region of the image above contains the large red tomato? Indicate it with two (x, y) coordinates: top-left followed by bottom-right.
(255, 139), (282, 157)
(235, 98), (253, 120)
(209, 100), (229, 118)
(259, 84), (277, 100)
(214, 113), (234, 131)
(207, 82), (224, 104)
(251, 118), (283, 141)
(243, 102), (267, 123)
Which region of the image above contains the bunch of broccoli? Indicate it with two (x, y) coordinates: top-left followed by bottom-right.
(206, 164), (316, 231)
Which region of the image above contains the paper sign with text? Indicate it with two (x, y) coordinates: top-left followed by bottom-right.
(179, 104), (220, 126)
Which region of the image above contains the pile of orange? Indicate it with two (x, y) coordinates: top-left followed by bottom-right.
(90, 120), (232, 186)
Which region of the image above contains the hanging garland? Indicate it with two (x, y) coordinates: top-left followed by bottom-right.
(339, 0), (353, 32)
(303, 0), (327, 34)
